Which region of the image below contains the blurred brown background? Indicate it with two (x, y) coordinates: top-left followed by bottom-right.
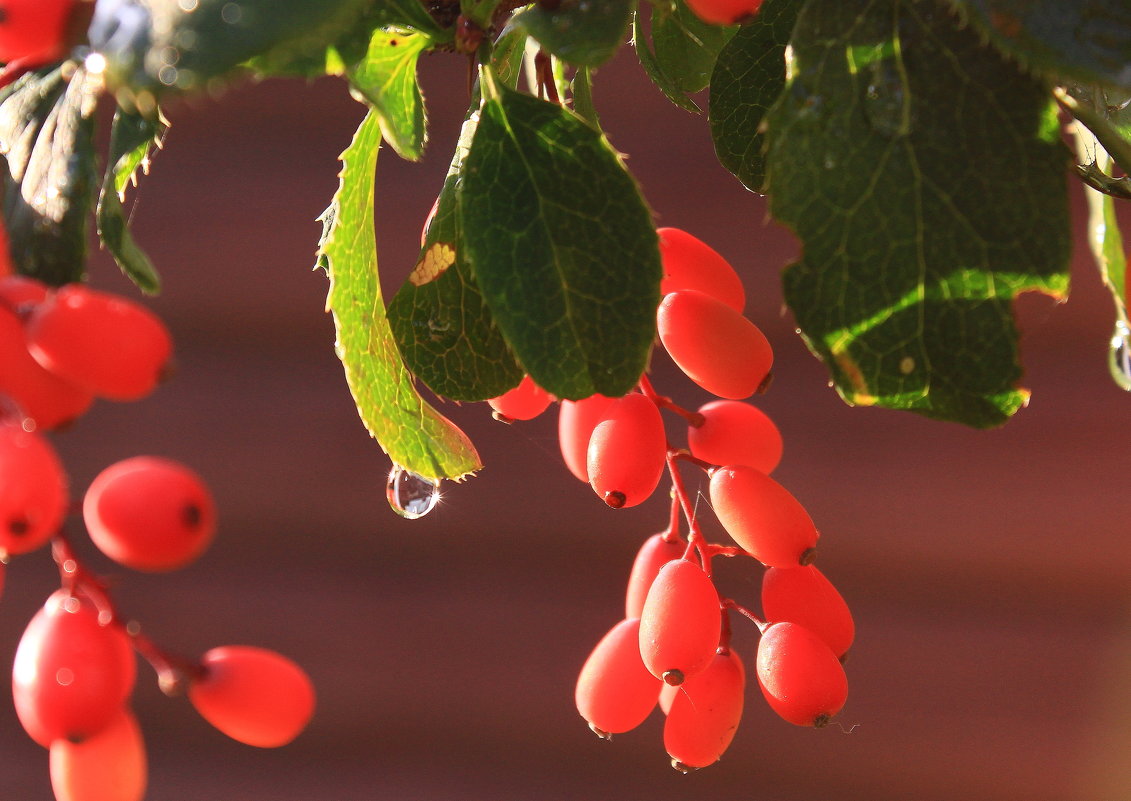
(1, 43), (1129, 800)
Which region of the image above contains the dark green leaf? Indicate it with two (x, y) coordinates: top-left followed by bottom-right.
(386, 28), (528, 402)
(765, 0), (1071, 427)
(93, 0), (373, 101)
(708, 0), (802, 192)
(460, 72), (661, 399)
(96, 109), (166, 294)
(650, 0), (736, 95)
(0, 65), (99, 286)
(341, 28), (431, 160)
(515, 0), (634, 67)
(387, 109), (524, 401)
(571, 65), (602, 127)
(319, 111), (481, 481)
(946, 0), (1131, 89)
(633, 9), (702, 112)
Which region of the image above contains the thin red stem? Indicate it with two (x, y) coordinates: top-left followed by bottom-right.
(723, 598), (769, 634)
(638, 375), (705, 427)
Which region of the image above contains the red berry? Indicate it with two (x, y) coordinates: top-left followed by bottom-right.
(487, 374), (552, 421)
(657, 228), (745, 312)
(762, 565), (854, 658)
(26, 285), (173, 401)
(756, 622), (847, 726)
(575, 618), (661, 736)
(684, 0), (764, 26)
(83, 456), (216, 572)
(657, 290), (772, 400)
(688, 399), (782, 474)
(624, 533), (686, 619)
(708, 465), (818, 567)
(0, 423), (68, 556)
(0, 305), (93, 430)
(12, 591), (137, 746)
(189, 645), (315, 748)
(586, 393), (667, 508)
(639, 559), (721, 685)
(663, 648), (745, 769)
(0, 0), (76, 66)
(557, 394), (616, 482)
(0, 274), (49, 311)
(49, 707), (147, 801)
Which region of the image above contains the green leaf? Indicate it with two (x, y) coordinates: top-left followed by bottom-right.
(633, 9), (701, 112)
(387, 108), (524, 401)
(765, 0), (1071, 427)
(319, 111), (481, 481)
(650, 0), (736, 95)
(96, 109), (166, 294)
(571, 65), (602, 128)
(515, 0), (634, 67)
(946, 0), (1131, 89)
(93, 0), (373, 101)
(0, 65), (99, 286)
(708, 0), (802, 191)
(460, 72), (661, 399)
(340, 28), (431, 161)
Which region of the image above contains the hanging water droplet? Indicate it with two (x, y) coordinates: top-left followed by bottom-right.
(1108, 319), (1131, 390)
(386, 467), (440, 519)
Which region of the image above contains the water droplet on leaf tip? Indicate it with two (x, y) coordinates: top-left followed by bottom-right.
(386, 466), (441, 519)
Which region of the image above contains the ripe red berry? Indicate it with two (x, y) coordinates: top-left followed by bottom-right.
(756, 622), (848, 727)
(663, 648), (745, 769)
(656, 290), (772, 400)
(0, 0), (77, 66)
(575, 618), (661, 736)
(0, 423), (68, 556)
(49, 707), (147, 801)
(639, 559), (721, 685)
(83, 456), (216, 572)
(12, 591), (137, 746)
(657, 228), (745, 312)
(0, 274), (49, 311)
(687, 399), (783, 474)
(708, 465), (818, 567)
(683, 0), (764, 25)
(26, 285), (173, 401)
(0, 305), (93, 430)
(557, 394), (616, 482)
(762, 565), (855, 658)
(586, 393), (667, 508)
(487, 374), (552, 421)
(189, 645), (315, 748)
(624, 533), (686, 619)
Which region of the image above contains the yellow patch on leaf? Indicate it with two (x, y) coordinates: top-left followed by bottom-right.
(409, 243), (456, 286)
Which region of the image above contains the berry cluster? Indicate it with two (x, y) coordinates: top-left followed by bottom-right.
(0, 275), (315, 801)
(489, 228), (853, 770)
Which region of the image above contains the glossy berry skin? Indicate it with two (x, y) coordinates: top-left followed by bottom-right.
(684, 0), (764, 25)
(0, 305), (93, 430)
(575, 618), (661, 736)
(0, 423), (68, 556)
(624, 533), (686, 619)
(664, 648), (745, 769)
(189, 645), (315, 748)
(557, 394), (616, 482)
(639, 559), (721, 685)
(762, 565), (855, 658)
(487, 374), (552, 421)
(0, 0), (76, 65)
(756, 622), (847, 727)
(12, 591), (137, 746)
(708, 465), (818, 567)
(83, 456), (216, 572)
(586, 393), (667, 508)
(49, 707), (147, 801)
(657, 228), (745, 312)
(688, 400), (783, 474)
(656, 290), (772, 400)
(26, 285), (173, 401)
